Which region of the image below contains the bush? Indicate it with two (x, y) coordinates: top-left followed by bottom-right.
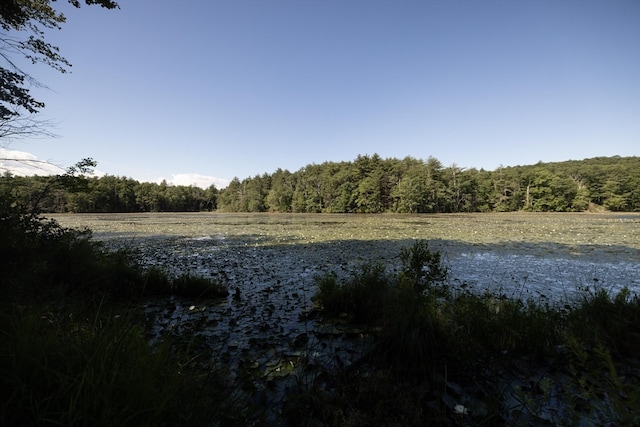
(314, 241), (452, 379)
(0, 210), (227, 303)
(399, 240), (448, 293)
(314, 262), (389, 324)
(0, 177), (239, 426)
(0, 167), (237, 426)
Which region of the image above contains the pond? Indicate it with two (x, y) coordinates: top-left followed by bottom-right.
(50, 212), (640, 419)
(50, 212), (640, 303)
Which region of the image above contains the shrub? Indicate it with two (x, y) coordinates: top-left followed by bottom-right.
(314, 271), (342, 313)
(314, 262), (389, 324)
(314, 241), (452, 379)
(0, 209), (227, 303)
(308, 241), (640, 426)
(561, 336), (640, 425)
(0, 166), (234, 425)
(399, 240), (448, 294)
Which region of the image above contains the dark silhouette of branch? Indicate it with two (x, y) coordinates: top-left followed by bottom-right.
(0, 112), (57, 141)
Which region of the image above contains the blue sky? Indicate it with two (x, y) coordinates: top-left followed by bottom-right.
(3, 0), (639, 188)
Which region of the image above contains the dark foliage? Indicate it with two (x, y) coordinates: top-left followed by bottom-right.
(566, 287), (640, 358)
(307, 240), (640, 426)
(315, 262), (389, 324)
(0, 163), (225, 303)
(0, 159), (235, 426)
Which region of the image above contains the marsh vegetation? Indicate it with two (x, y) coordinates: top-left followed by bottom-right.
(3, 212), (639, 425)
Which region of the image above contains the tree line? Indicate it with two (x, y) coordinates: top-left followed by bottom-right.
(0, 173), (218, 213)
(218, 155), (639, 213)
(1, 155), (638, 213)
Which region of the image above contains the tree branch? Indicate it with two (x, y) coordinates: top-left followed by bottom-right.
(0, 112), (58, 141)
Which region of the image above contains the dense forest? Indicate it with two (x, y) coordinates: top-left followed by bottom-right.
(2, 155), (639, 213)
(0, 174), (219, 213)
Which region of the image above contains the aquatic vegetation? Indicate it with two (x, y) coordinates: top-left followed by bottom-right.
(307, 241), (640, 425)
(6, 212), (638, 425)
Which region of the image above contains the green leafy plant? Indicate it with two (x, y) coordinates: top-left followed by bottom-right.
(399, 240), (448, 294)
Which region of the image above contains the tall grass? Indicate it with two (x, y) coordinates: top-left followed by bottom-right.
(448, 293), (562, 361)
(314, 262), (389, 324)
(1, 194), (233, 425)
(0, 304), (238, 426)
(566, 286), (640, 358)
(308, 240), (640, 426)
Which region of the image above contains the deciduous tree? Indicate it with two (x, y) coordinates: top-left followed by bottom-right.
(1, 0), (118, 142)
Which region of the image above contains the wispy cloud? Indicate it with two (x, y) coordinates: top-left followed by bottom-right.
(158, 173), (229, 190)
